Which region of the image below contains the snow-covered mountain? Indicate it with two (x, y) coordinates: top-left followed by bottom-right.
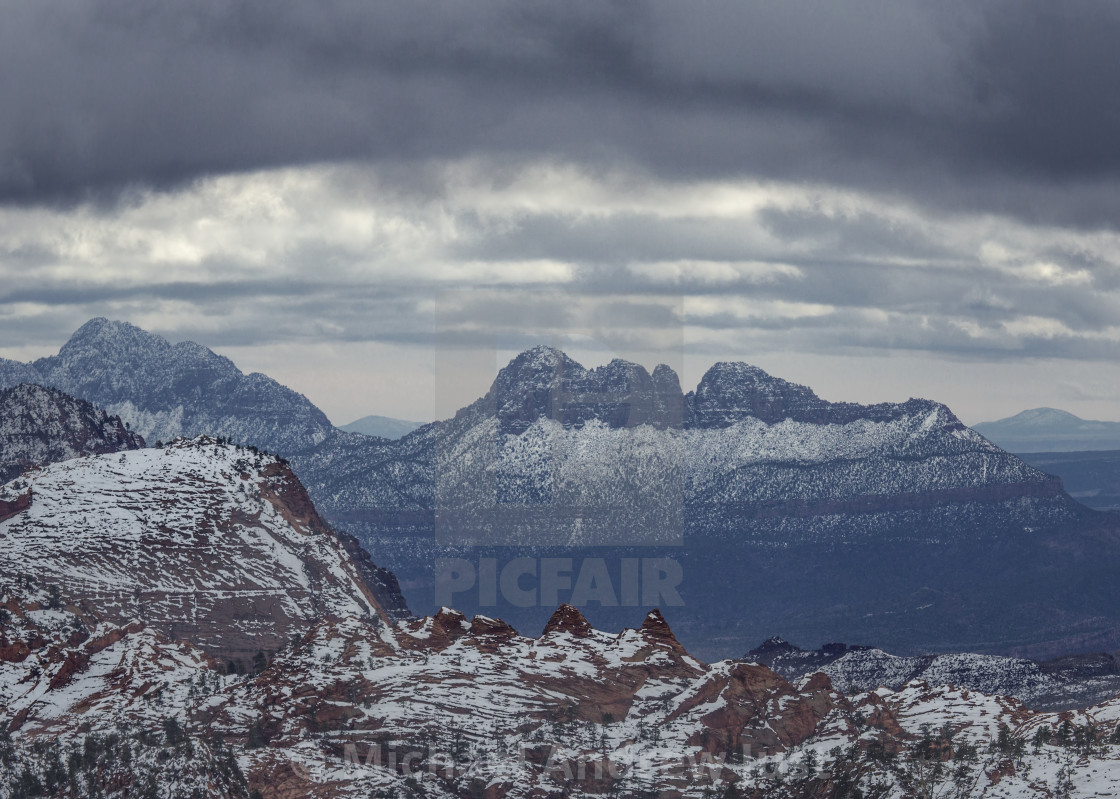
(0, 437), (409, 663)
(297, 346), (1077, 545)
(4, 435), (1120, 797)
(292, 346), (1104, 658)
(0, 383), (146, 482)
(7, 594), (1120, 798)
(5, 323), (1117, 658)
(0, 318), (334, 453)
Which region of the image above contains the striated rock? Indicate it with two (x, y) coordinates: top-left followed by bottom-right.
(0, 438), (406, 662)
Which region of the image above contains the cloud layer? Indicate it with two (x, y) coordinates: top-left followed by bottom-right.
(2, 162), (1119, 423)
(5, 2), (1120, 225)
(2, 2), (1119, 423)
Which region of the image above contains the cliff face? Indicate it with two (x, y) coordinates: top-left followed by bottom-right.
(0, 383), (146, 482)
(0, 437), (409, 662)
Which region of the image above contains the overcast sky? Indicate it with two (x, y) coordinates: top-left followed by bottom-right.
(2, 1), (1120, 425)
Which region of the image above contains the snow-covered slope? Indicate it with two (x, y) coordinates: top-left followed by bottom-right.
(7, 598), (1120, 798)
(0, 318), (333, 453)
(0, 383), (146, 482)
(0, 437), (407, 662)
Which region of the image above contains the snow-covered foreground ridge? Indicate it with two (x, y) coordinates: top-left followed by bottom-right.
(3, 442), (1120, 797)
(6, 590), (1120, 799)
(0, 437), (405, 662)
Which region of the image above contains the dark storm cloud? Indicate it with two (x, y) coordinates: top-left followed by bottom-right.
(4, 0), (1120, 227)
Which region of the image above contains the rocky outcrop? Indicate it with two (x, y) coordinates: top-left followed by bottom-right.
(485, 346), (689, 434)
(0, 383), (145, 482)
(0, 489), (31, 523)
(541, 603), (594, 637)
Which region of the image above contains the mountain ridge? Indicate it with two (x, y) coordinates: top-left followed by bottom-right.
(0, 436), (410, 662)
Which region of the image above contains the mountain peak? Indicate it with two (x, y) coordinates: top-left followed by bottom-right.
(542, 603), (593, 637)
(974, 407), (1120, 452)
(487, 347), (686, 433)
(497, 346), (585, 384)
(4, 318), (335, 454)
(691, 361), (823, 426)
(639, 609), (687, 653)
(58, 317), (167, 359)
(1006, 407), (1084, 425)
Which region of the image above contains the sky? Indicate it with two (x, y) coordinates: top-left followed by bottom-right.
(2, 1), (1120, 426)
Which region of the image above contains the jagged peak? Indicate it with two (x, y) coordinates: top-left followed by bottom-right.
(639, 608), (681, 645)
(652, 362), (682, 383)
(541, 603), (593, 637)
(431, 606), (470, 632)
(58, 317), (168, 357)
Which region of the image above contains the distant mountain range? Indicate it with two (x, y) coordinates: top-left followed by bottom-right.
(975, 407), (1120, 452)
(4, 320), (1120, 660)
(339, 414), (424, 439)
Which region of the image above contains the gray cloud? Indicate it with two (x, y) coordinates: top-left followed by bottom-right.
(3, 0), (1120, 230)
